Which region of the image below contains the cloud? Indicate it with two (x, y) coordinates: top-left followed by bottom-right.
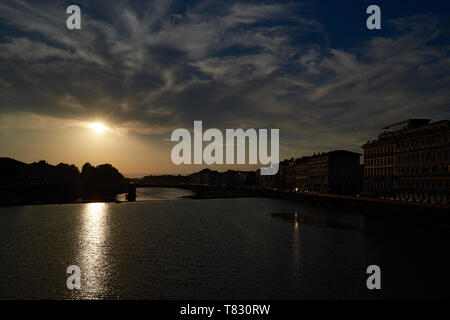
(0, 1), (449, 160)
(0, 38), (73, 60)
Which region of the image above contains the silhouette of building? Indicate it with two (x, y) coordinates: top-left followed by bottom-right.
(294, 157), (309, 192)
(256, 150), (361, 195)
(218, 170), (256, 188)
(283, 158), (297, 191)
(188, 168), (221, 186)
(238, 170), (256, 187)
(363, 119), (450, 204)
(255, 169), (274, 190)
(306, 150), (361, 194)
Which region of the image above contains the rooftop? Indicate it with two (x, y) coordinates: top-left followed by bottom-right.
(382, 119), (430, 131)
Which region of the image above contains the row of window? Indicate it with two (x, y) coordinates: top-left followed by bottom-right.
(397, 133), (450, 151)
(365, 182), (394, 190)
(365, 150), (450, 166)
(398, 150), (450, 163)
(365, 146), (395, 157)
(309, 175), (328, 180)
(365, 165), (449, 177)
(365, 157), (394, 166)
(397, 179), (449, 190)
(365, 180), (450, 190)
(365, 168), (395, 176)
(398, 166), (449, 176)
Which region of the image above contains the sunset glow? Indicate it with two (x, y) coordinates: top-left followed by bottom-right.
(89, 122), (108, 134)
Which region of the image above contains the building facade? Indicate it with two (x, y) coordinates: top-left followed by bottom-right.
(294, 157), (309, 192)
(256, 150), (361, 195)
(363, 119), (450, 204)
(307, 150), (361, 194)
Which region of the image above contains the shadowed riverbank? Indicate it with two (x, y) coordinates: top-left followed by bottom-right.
(3, 182), (449, 229)
(178, 185), (450, 227)
(0, 183), (128, 206)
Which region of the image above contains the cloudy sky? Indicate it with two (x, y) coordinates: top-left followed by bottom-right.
(0, 0), (449, 176)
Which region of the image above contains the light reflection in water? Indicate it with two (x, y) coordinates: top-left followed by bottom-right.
(76, 202), (110, 298)
(292, 212), (302, 289)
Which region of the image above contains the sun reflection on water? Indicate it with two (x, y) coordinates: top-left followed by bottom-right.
(76, 202), (111, 298)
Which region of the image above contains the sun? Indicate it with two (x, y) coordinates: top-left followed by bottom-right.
(89, 122), (108, 134)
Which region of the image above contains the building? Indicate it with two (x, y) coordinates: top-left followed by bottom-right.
(220, 170), (256, 188)
(307, 153), (329, 193)
(188, 168), (221, 186)
(238, 171), (256, 187)
(306, 150), (361, 194)
(256, 150), (361, 195)
(278, 158), (296, 191)
(363, 119), (450, 204)
(255, 169), (274, 190)
(294, 157), (309, 192)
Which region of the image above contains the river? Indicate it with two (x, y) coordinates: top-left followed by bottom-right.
(0, 188), (448, 299)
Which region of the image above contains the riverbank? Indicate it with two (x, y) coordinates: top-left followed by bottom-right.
(2, 184), (449, 228)
(178, 185), (450, 226)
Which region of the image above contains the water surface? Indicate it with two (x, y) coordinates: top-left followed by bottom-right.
(0, 188), (448, 299)
(116, 187), (194, 202)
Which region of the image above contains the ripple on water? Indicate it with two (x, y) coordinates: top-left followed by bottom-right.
(270, 212), (364, 231)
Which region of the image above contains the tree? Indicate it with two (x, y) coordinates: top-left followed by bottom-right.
(81, 162), (124, 184)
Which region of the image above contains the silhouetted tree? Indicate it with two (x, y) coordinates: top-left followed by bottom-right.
(56, 163), (80, 184)
(95, 164), (124, 184)
(81, 162), (124, 184)
(81, 163), (95, 183)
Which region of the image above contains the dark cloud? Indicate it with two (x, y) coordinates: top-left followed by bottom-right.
(0, 0), (449, 158)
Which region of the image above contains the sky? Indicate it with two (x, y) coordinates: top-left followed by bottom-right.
(0, 0), (449, 176)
